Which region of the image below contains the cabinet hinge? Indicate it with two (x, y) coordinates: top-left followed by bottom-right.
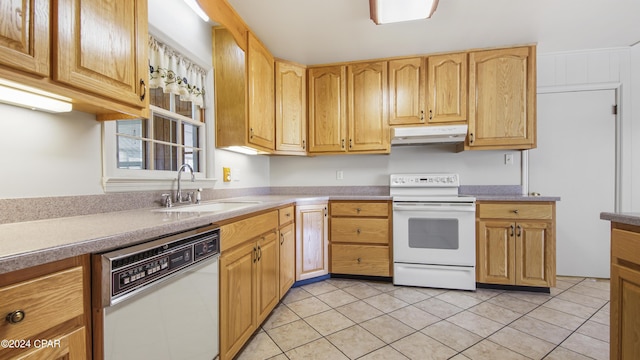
(612, 104), (618, 115)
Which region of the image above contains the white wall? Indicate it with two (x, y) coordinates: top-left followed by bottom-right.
(270, 146), (522, 187)
(632, 43), (640, 211)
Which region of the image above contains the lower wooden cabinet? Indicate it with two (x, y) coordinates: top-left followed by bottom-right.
(476, 202), (556, 287)
(279, 223), (296, 299)
(610, 223), (640, 359)
(295, 203), (329, 281)
(0, 256), (91, 360)
(329, 201), (392, 277)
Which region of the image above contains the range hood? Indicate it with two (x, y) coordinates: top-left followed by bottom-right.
(391, 124), (468, 145)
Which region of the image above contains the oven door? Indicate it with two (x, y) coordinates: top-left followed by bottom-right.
(393, 201), (475, 266)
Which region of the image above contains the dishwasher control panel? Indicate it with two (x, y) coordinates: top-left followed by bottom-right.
(100, 225), (219, 305)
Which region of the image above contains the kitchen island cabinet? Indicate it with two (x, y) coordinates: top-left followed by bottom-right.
(476, 201), (556, 288)
(0, 255), (91, 360)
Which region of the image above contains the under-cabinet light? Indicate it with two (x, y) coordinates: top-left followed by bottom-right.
(0, 79), (72, 113)
(223, 146), (259, 155)
(370, 0), (439, 25)
(183, 0), (210, 22)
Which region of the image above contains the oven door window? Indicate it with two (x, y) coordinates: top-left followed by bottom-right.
(408, 218), (459, 249)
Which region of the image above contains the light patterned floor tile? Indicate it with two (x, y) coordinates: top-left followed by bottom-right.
(554, 279), (576, 290)
(435, 291), (484, 309)
(325, 278), (359, 289)
(391, 332), (457, 360)
(301, 281), (339, 296)
(462, 340), (529, 360)
(261, 304), (301, 330)
(576, 319), (609, 343)
(413, 297), (463, 318)
(389, 305), (440, 330)
(579, 278), (610, 292)
(304, 309), (355, 336)
(569, 283), (610, 300)
(360, 314), (415, 343)
(367, 281), (398, 293)
(363, 293), (410, 313)
(560, 332), (609, 360)
(542, 298), (599, 319)
(466, 288), (504, 301)
(342, 283), (382, 299)
(421, 320), (483, 352)
(468, 302), (522, 325)
(285, 338), (348, 360)
(236, 332), (282, 360)
(527, 306), (585, 331)
(449, 355), (472, 360)
(413, 287), (448, 297)
(555, 289), (609, 308)
(590, 306), (610, 326)
(358, 345), (410, 360)
(389, 287), (432, 304)
(282, 287), (313, 304)
(286, 296), (331, 318)
(505, 291), (552, 305)
(487, 293), (539, 314)
(316, 289), (359, 308)
(509, 315), (572, 345)
(544, 346), (593, 360)
(267, 354), (288, 360)
(556, 276), (585, 284)
(488, 326), (555, 359)
(266, 319), (322, 352)
(335, 300), (384, 323)
(326, 325), (386, 359)
(447, 311), (504, 338)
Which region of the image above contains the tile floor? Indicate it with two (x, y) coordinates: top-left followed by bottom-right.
(235, 276), (610, 360)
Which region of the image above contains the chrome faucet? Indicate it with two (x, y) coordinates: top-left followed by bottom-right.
(176, 163), (195, 204)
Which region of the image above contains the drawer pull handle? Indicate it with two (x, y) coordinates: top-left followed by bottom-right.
(6, 310), (25, 324)
(286, 213), (291, 217)
(512, 209), (519, 214)
(280, 233), (284, 245)
(356, 228), (361, 234)
(356, 208), (361, 213)
(510, 225), (515, 237)
(357, 258), (362, 263)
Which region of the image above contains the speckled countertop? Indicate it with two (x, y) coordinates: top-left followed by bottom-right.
(0, 195), (391, 275)
(459, 185), (560, 202)
(600, 212), (640, 227)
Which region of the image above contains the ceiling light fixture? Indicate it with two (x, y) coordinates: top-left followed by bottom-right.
(370, 0), (439, 25)
(0, 79), (72, 113)
(183, 0), (210, 22)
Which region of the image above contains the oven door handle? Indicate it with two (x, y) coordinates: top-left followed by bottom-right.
(393, 203), (476, 212)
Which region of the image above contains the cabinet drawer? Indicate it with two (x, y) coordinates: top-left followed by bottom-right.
(612, 228), (640, 265)
(221, 211), (278, 252)
(331, 218), (389, 244)
(279, 206), (294, 226)
(0, 267), (84, 341)
(331, 202), (389, 217)
(331, 244), (390, 276)
(477, 203), (553, 220)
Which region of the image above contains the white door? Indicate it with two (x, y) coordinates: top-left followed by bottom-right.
(530, 90), (616, 278)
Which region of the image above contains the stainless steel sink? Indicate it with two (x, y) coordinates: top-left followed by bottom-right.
(154, 200), (262, 213)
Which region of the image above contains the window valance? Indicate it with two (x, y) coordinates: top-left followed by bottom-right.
(148, 36), (207, 108)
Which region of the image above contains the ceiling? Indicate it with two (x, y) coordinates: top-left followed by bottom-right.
(225, 0), (640, 65)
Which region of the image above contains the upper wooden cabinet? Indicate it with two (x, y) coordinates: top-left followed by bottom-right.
(308, 62), (389, 154)
(427, 53), (467, 124)
(0, 0), (149, 117)
(0, 0), (50, 77)
(213, 28), (275, 153)
(466, 46), (536, 150)
(275, 60), (307, 154)
(388, 58), (425, 125)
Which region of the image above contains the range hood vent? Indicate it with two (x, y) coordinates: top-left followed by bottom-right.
(391, 125), (468, 146)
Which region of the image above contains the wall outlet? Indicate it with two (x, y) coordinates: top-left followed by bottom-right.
(223, 167), (231, 182)
(505, 154), (514, 165)
(336, 170), (344, 180)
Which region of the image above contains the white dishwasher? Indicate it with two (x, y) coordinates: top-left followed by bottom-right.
(93, 225), (220, 360)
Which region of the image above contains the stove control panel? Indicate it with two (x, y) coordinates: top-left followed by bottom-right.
(390, 174), (459, 187)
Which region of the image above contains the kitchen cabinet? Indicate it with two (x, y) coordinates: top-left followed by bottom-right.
(0, 255), (91, 360)
(278, 206), (296, 298)
(330, 201), (391, 277)
(0, 0), (149, 117)
(296, 203), (329, 280)
(219, 210), (279, 360)
(610, 222), (640, 359)
(476, 202), (556, 287)
(213, 28), (275, 153)
(426, 53), (467, 124)
(466, 46), (536, 150)
(308, 62), (389, 154)
(388, 58), (425, 125)
(275, 60), (307, 154)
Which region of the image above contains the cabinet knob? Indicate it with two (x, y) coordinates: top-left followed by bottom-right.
(356, 228), (361, 234)
(356, 208), (361, 213)
(357, 258), (362, 263)
(512, 209), (519, 214)
(6, 310), (25, 324)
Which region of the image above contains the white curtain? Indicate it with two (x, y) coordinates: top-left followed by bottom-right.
(148, 36), (207, 108)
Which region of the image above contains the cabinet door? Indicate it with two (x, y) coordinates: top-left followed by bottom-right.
(477, 220), (515, 284)
(275, 61), (307, 153)
(0, 0), (50, 77)
(515, 221), (555, 287)
(279, 223), (296, 299)
(388, 58), (425, 125)
(220, 241), (256, 360)
(347, 61), (389, 152)
(468, 46), (536, 148)
(427, 53), (467, 124)
(611, 263), (640, 359)
(256, 231), (279, 324)
(308, 66), (347, 153)
(296, 204), (329, 281)
(16, 327), (86, 360)
(55, 0), (148, 108)
(247, 32), (275, 150)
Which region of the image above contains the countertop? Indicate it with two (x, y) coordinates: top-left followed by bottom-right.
(600, 212), (640, 227)
(469, 194), (561, 202)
